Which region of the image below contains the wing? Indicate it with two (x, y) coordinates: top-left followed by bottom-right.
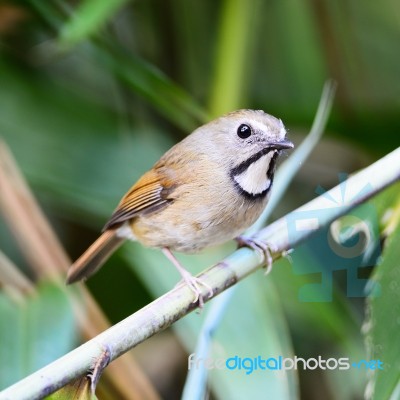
(103, 168), (175, 230)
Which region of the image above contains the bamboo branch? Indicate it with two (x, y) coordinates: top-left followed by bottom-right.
(1, 147), (399, 400)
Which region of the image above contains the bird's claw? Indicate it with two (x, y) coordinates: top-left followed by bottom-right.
(176, 272), (214, 308)
(235, 236), (274, 274)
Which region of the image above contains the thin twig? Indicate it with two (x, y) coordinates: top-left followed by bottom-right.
(1, 146), (399, 400)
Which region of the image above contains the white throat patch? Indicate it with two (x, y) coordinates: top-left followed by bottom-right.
(233, 151), (275, 196)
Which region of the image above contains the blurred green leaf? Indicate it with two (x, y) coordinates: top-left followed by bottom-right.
(368, 182), (400, 228)
(271, 257), (361, 343)
(59, 0), (129, 47)
(0, 60), (172, 226)
(28, 0), (209, 132)
(365, 196), (400, 400)
(96, 43), (209, 132)
(0, 282), (76, 389)
(208, 0), (261, 116)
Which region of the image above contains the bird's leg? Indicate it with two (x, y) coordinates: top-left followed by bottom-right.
(235, 236), (274, 274)
(162, 248), (213, 308)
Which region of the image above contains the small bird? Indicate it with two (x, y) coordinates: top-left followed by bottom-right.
(66, 109), (293, 305)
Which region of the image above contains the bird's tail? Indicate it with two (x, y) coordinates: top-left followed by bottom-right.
(66, 229), (124, 284)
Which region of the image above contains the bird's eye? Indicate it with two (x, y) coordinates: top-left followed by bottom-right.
(237, 124), (252, 139)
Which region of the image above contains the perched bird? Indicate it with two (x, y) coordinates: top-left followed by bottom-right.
(66, 109), (293, 305)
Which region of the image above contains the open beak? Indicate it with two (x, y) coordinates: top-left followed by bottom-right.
(269, 139), (294, 150)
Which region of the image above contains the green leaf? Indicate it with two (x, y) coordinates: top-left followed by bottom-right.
(59, 0), (129, 47)
(0, 282), (76, 389)
(208, 0), (262, 115)
(29, 2), (208, 132)
(40, 0), (209, 132)
(368, 181), (400, 229)
(365, 197), (400, 400)
(96, 45), (209, 132)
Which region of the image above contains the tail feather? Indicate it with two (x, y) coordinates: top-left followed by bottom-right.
(66, 229), (124, 284)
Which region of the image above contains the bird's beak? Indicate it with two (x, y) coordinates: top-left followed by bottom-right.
(269, 139), (294, 150)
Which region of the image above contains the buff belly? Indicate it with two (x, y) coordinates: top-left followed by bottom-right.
(128, 190), (269, 253)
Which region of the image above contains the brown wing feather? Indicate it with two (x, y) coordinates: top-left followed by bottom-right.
(67, 166), (176, 284)
(103, 169), (175, 230)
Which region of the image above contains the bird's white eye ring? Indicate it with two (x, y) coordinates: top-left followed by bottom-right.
(237, 124), (252, 139)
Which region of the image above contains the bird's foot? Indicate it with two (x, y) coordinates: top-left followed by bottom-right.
(235, 236), (274, 274)
(176, 269), (214, 308)
(162, 248), (213, 308)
